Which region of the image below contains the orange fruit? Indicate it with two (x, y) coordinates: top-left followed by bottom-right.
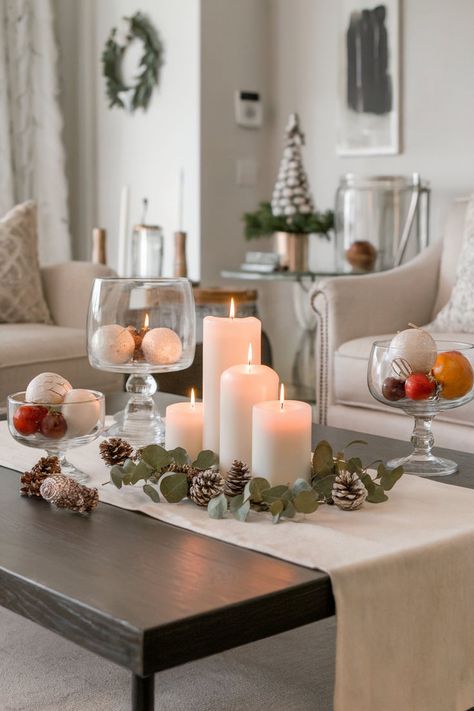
(432, 350), (474, 399)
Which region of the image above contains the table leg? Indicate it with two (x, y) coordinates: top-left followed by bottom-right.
(132, 673), (155, 711)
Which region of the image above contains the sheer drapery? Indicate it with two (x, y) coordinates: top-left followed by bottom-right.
(0, 0), (70, 264)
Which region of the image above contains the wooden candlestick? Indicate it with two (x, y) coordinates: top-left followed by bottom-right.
(92, 228), (107, 265)
(173, 231), (188, 278)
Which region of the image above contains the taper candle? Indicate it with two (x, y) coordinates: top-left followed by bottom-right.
(220, 344), (279, 474)
(203, 299), (261, 453)
(165, 389), (203, 460)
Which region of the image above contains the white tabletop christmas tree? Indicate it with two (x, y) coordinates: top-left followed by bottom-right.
(271, 113), (314, 218)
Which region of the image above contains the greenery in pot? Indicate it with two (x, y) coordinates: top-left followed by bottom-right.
(243, 201), (334, 241)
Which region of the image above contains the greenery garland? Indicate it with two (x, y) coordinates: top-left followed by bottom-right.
(101, 12), (164, 112)
(244, 201), (334, 240)
(104, 439), (403, 525)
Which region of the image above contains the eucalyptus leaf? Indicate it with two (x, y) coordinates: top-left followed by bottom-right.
(159, 472), (188, 503)
(361, 472), (376, 496)
(192, 449), (219, 470)
(110, 465), (124, 489)
(312, 474), (336, 499)
(312, 440), (334, 477)
(229, 494), (244, 513)
(234, 499), (251, 522)
(366, 482), (388, 503)
(208, 493), (228, 519)
(262, 485), (290, 504)
(376, 462), (387, 480)
(131, 461), (153, 484)
(143, 483), (160, 503)
(344, 439), (368, 449)
(347, 457), (363, 474)
(293, 490), (319, 514)
(380, 465), (404, 491)
(270, 500), (284, 517)
(247, 477), (270, 503)
(168, 447), (189, 467)
(141, 444), (172, 471)
(283, 500), (296, 519)
(291, 478), (313, 496)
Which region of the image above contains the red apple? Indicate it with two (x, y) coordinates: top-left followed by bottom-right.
(405, 373), (436, 400)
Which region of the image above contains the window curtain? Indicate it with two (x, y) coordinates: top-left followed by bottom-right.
(0, 0), (71, 264)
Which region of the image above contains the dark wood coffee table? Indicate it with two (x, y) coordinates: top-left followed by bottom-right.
(1, 413), (473, 710)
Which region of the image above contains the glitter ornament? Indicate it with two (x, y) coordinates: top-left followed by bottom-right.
(91, 324), (135, 365)
(141, 328), (183, 365)
(62, 389), (101, 436)
(25, 372), (72, 404)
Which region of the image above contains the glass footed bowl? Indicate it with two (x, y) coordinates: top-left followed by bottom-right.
(368, 341), (474, 476)
(8, 391), (105, 484)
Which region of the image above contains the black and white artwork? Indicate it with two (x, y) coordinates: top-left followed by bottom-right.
(337, 0), (399, 155)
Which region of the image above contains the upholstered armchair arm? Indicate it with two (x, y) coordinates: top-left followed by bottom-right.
(41, 262), (116, 329)
(310, 242), (442, 423)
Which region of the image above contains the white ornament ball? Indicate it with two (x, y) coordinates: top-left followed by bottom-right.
(282, 188), (293, 198)
(284, 205), (297, 216)
(62, 389), (101, 436)
(26, 372), (72, 404)
(299, 204), (312, 214)
(91, 324), (135, 365)
(287, 178), (298, 187)
(389, 327), (437, 373)
(142, 328), (183, 365)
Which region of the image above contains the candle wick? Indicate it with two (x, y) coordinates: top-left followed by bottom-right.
(280, 401), (284, 411)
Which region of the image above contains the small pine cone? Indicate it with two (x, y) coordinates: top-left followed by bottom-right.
(40, 475), (99, 513)
(224, 460), (251, 498)
(20, 456), (61, 497)
(332, 470), (367, 511)
(189, 469), (224, 507)
(99, 438), (134, 466)
(167, 462), (199, 488)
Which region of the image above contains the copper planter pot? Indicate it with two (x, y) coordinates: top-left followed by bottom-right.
(273, 232), (309, 272)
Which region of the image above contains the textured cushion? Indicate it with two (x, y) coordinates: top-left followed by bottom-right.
(334, 331), (474, 427)
(0, 201), (52, 324)
(430, 196), (474, 330)
(0, 323), (122, 406)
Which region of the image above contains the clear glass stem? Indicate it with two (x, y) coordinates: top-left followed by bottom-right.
(108, 373), (164, 447)
(387, 413), (458, 477)
(411, 415), (435, 457)
(47, 450), (88, 484)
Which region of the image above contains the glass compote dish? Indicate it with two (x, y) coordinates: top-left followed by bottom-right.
(8, 391), (105, 483)
(368, 336), (474, 476)
(87, 277), (196, 446)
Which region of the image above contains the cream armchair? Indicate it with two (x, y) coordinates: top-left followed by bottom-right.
(0, 262), (122, 407)
(311, 198), (474, 453)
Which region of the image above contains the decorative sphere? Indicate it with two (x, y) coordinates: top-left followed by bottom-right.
(346, 241), (377, 272)
(141, 328), (183, 365)
(26, 372), (72, 404)
(389, 327), (437, 373)
(62, 389), (101, 436)
(91, 324), (135, 365)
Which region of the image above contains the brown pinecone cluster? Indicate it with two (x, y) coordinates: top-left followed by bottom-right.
(20, 456), (61, 497)
(99, 437), (134, 466)
(224, 460), (251, 497)
(189, 469), (224, 507)
(40, 475), (99, 513)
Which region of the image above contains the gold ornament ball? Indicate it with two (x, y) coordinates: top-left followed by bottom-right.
(141, 328), (183, 365)
(91, 324), (135, 365)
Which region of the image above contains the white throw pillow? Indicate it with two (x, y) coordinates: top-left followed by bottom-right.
(429, 195), (474, 332)
(0, 201), (52, 324)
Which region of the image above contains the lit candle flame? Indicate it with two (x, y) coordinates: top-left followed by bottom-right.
(190, 388), (195, 408)
(247, 343), (253, 369)
(280, 383), (285, 410)
(229, 298), (235, 319)
(144, 313), (149, 330)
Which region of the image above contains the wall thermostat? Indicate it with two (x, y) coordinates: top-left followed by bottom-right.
(234, 90), (263, 128)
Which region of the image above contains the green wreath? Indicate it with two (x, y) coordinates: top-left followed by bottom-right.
(101, 12), (164, 112)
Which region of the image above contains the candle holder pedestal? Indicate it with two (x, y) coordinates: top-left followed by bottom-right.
(107, 374), (164, 446)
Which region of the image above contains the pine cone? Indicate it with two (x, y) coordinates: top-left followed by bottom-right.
(20, 456), (61, 497)
(167, 462), (199, 489)
(224, 460), (251, 497)
(189, 469), (224, 507)
(40, 475), (99, 513)
(332, 470), (367, 511)
(99, 438), (134, 466)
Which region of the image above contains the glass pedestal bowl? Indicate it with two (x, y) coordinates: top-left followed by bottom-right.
(368, 341), (474, 476)
(87, 277), (196, 447)
(8, 391), (105, 483)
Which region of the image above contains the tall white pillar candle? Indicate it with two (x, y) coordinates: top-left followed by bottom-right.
(203, 301), (261, 453)
(220, 347), (279, 474)
(118, 185), (130, 276)
(252, 388), (312, 486)
(165, 390), (203, 460)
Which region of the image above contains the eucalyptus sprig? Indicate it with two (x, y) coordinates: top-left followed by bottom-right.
(244, 201), (334, 240)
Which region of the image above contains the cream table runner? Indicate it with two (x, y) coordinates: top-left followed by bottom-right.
(1, 421), (474, 711)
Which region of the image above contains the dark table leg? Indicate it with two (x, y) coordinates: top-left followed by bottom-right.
(132, 673), (155, 711)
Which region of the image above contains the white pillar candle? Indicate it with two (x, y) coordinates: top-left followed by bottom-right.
(165, 390), (203, 460)
(203, 299), (261, 453)
(118, 185), (130, 276)
(220, 345), (279, 475)
(252, 386), (312, 486)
